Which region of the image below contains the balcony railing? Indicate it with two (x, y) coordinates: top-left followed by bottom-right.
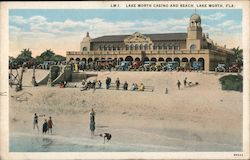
(66, 49), (210, 56)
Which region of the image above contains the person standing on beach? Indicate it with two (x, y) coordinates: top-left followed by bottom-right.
(89, 108), (96, 136)
(90, 108), (96, 122)
(184, 77), (187, 87)
(106, 77), (109, 89)
(42, 119), (48, 134)
(33, 113), (45, 131)
(48, 117), (54, 135)
(123, 81), (128, 90)
(116, 78), (120, 90)
(177, 80), (181, 90)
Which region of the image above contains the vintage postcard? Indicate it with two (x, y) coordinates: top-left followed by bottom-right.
(0, 1), (249, 159)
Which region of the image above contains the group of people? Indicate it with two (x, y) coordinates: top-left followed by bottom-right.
(33, 113), (54, 134)
(81, 79), (102, 91)
(109, 77), (145, 91)
(176, 77), (199, 90)
(33, 109), (112, 143)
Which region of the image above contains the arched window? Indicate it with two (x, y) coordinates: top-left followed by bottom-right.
(108, 46), (112, 51)
(169, 45), (172, 50)
(135, 44), (139, 50)
(153, 45), (157, 50)
(158, 44), (162, 50)
(144, 44), (148, 50)
(139, 44), (143, 50)
(126, 45), (129, 50)
(190, 44), (196, 50)
(163, 44), (167, 50)
(82, 47), (87, 51)
(130, 45), (134, 50)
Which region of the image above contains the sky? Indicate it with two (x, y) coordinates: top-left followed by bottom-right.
(9, 9), (242, 57)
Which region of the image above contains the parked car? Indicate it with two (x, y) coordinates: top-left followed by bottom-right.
(79, 61), (86, 70)
(96, 59), (115, 70)
(163, 61), (179, 71)
(151, 62), (166, 71)
(143, 61), (156, 71)
(131, 61), (142, 70)
(177, 62), (191, 72)
(192, 61), (203, 71)
(116, 61), (131, 71)
(215, 63), (227, 72)
(229, 63), (241, 73)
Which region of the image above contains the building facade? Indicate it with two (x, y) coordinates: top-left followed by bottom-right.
(66, 14), (233, 71)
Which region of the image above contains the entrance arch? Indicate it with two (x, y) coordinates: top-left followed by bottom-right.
(70, 58), (74, 61)
(151, 57), (157, 62)
(82, 47), (87, 51)
(118, 57), (124, 62)
(101, 57), (105, 60)
(174, 57), (180, 63)
(158, 57), (164, 61)
(198, 58), (205, 70)
(88, 58), (93, 63)
(143, 56), (149, 62)
(125, 56), (133, 62)
(135, 57), (140, 61)
(190, 57), (196, 65)
(82, 58), (86, 62)
(182, 57), (188, 62)
(94, 58), (99, 62)
(76, 58), (80, 62)
(166, 58), (172, 62)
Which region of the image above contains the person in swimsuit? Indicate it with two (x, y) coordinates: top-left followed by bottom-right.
(48, 116), (54, 134)
(33, 113), (39, 130)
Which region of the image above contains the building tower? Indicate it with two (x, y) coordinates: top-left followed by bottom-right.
(186, 14), (203, 50)
(80, 32), (92, 52)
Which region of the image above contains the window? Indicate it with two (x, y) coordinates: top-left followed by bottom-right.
(140, 44), (144, 50)
(82, 47), (87, 51)
(135, 44), (139, 50)
(190, 44), (196, 50)
(126, 45), (129, 50)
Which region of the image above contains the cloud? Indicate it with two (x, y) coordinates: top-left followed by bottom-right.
(9, 14), (242, 57)
(10, 16), (27, 24)
(220, 20), (235, 27)
(201, 12), (225, 20)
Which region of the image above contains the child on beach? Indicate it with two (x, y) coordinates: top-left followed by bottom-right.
(48, 117), (54, 134)
(99, 133), (112, 144)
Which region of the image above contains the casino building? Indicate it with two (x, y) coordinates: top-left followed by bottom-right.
(66, 13), (233, 71)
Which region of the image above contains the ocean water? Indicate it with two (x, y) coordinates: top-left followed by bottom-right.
(10, 132), (242, 152)
(10, 132), (178, 152)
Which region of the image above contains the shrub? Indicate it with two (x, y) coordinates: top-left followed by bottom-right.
(219, 74), (243, 92)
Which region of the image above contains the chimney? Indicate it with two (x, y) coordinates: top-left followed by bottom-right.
(86, 32), (89, 37)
